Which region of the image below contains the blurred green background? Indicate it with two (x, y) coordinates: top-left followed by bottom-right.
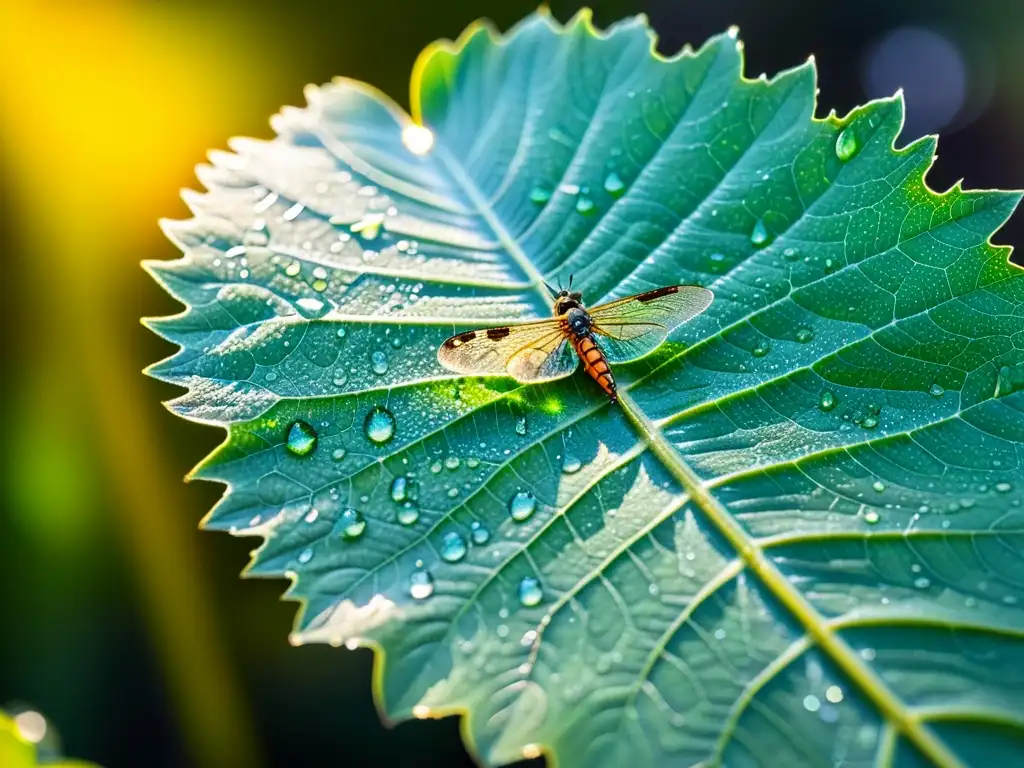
(1, 1), (1021, 766)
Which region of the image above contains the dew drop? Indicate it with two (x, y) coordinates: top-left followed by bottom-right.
(914, 576), (932, 589)
(364, 406), (396, 444)
(514, 415), (528, 436)
(445, 455), (461, 471)
(575, 194), (596, 215)
(783, 247), (800, 261)
(995, 482), (1013, 493)
(296, 297), (325, 317)
(440, 531), (468, 563)
(336, 327), (347, 339)
(750, 218), (771, 248)
(872, 480), (885, 493)
(335, 508), (366, 539)
(529, 186), (551, 205)
(561, 454), (582, 474)
(835, 127), (859, 161)
(603, 171), (626, 197)
(331, 448), (347, 461)
(286, 420), (318, 456)
(795, 327), (815, 343)
(509, 491), (537, 522)
(390, 476), (409, 503)
(285, 261), (301, 277)
(470, 521), (490, 545)
(929, 383), (945, 398)
(312, 279), (328, 292)
(265, 371), (278, 382)
(397, 503), (419, 526)
(371, 350), (389, 375)
(861, 415), (879, 429)
(863, 510), (880, 524)
(297, 548), (314, 564)
(466, 456), (481, 469)
(518, 576), (543, 607)
(430, 461), (443, 475)
(752, 341), (771, 357)
(332, 373), (347, 387)
(409, 570), (435, 599)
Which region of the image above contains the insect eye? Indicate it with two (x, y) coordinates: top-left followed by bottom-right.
(570, 291), (582, 301)
(558, 290), (568, 298)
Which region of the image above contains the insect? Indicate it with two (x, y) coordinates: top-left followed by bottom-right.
(437, 278), (713, 403)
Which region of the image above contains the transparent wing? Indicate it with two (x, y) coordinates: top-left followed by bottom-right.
(437, 320), (578, 383)
(589, 285), (713, 363)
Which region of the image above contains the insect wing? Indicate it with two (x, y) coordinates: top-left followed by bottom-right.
(437, 320), (578, 383)
(588, 285), (713, 363)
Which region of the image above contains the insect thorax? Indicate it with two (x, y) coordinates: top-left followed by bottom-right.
(563, 306), (592, 336)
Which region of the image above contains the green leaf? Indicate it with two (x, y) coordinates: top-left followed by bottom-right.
(145, 9), (1024, 767)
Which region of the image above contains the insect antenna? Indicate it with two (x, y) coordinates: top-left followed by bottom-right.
(568, 273), (574, 290)
(542, 279), (559, 297)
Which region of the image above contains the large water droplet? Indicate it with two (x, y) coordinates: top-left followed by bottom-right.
(390, 476), (410, 503)
(872, 480), (885, 493)
(285, 261), (301, 277)
(861, 415), (879, 429)
(929, 383), (945, 398)
(509, 491), (537, 522)
(445, 455), (461, 471)
(470, 521), (490, 545)
(397, 503), (419, 526)
(332, 447), (347, 461)
(518, 576), (543, 607)
(750, 218), (771, 248)
(836, 128), (859, 161)
(440, 531), (468, 563)
(575, 193), (596, 215)
(819, 391), (837, 412)
(529, 186), (551, 205)
(401, 124), (434, 156)
(365, 406), (396, 444)
(409, 570), (435, 599)
(603, 171), (626, 197)
(752, 341), (771, 357)
(335, 508), (366, 539)
(561, 454), (582, 474)
(795, 327), (815, 343)
(297, 548), (313, 564)
(286, 420), (318, 456)
(914, 576), (931, 589)
(370, 350), (389, 375)
(863, 509), (880, 525)
(295, 297), (326, 318)
(995, 482), (1013, 493)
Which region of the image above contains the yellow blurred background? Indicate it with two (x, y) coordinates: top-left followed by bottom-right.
(1, 1), (1020, 766)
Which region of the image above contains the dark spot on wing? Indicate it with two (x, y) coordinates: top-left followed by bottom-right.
(636, 285), (679, 302)
(444, 331), (477, 348)
(486, 327), (511, 340)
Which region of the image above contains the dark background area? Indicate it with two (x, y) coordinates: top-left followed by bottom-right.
(1, 1), (1021, 766)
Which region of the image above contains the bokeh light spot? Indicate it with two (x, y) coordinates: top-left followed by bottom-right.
(862, 27), (967, 136)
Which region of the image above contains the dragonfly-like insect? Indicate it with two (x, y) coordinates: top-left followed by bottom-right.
(437, 278), (713, 403)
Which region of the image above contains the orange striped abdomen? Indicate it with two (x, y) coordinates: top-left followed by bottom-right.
(573, 334), (617, 402)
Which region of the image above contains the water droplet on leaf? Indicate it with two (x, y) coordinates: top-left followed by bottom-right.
(440, 531), (468, 562)
(750, 218), (771, 247)
(509, 491), (537, 522)
(371, 350), (389, 375)
(795, 328), (814, 343)
(561, 454), (582, 474)
(603, 171), (625, 197)
(364, 407), (396, 444)
(286, 420), (318, 456)
(409, 570), (434, 599)
(470, 521), (490, 545)
(336, 508), (366, 539)
(929, 383), (945, 398)
(819, 391), (837, 411)
(835, 128), (858, 161)
(518, 576), (543, 607)
(529, 186), (551, 205)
